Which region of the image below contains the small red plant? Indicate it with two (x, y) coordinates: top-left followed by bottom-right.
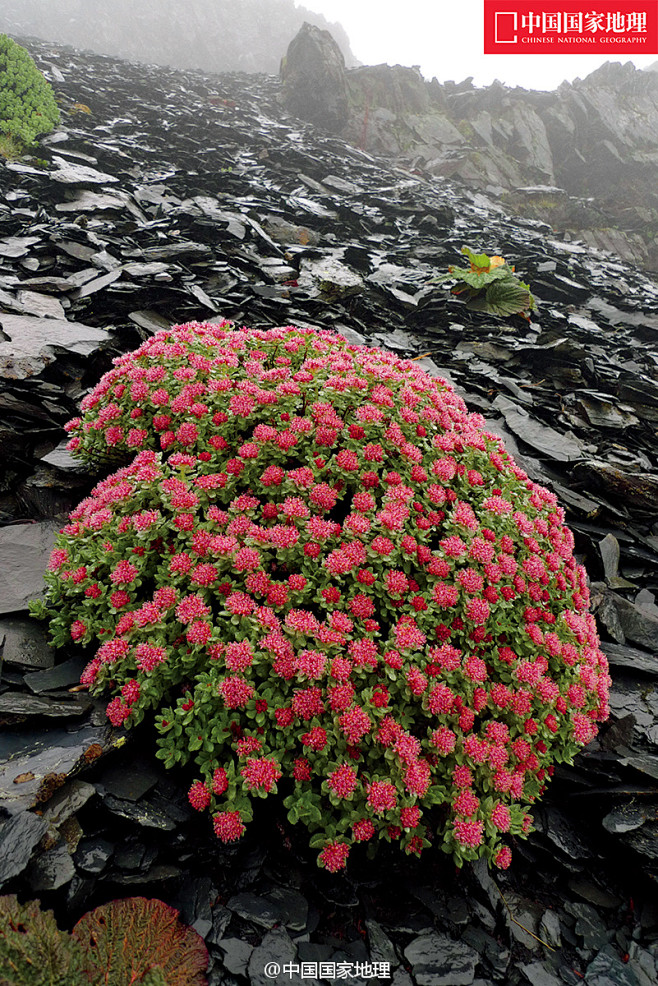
(32, 323), (610, 871)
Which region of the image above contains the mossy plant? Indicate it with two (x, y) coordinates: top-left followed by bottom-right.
(0, 895), (208, 986)
(0, 34), (60, 154)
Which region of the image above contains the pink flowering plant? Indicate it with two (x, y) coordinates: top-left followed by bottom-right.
(31, 322), (610, 873)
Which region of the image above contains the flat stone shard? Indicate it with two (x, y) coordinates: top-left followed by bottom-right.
(404, 933), (478, 986)
(491, 394), (584, 461)
(26, 840), (76, 891)
(0, 315), (109, 380)
(0, 811), (49, 887)
(0, 722), (112, 815)
(50, 156), (119, 184)
(0, 617), (55, 669)
(0, 521), (61, 614)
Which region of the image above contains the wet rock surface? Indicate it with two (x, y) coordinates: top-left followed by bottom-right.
(1, 35), (658, 986)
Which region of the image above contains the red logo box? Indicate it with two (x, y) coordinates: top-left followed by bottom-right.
(484, 0), (658, 52)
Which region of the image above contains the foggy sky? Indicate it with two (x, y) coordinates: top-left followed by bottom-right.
(299, 0), (657, 90)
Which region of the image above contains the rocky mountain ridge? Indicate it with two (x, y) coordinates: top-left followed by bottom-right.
(0, 0), (358, 75)
(281, 24), (658, 272)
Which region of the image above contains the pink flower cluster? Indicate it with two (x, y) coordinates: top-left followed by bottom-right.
(38, 322), (611, 873)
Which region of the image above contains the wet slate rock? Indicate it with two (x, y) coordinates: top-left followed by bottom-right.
(219, 938), (254, 978)
(564, 901), (611, 950)
(0, 314), (109, 380)
(365, 919), (399, 968)
(585, 946), (640, 986)
(95, 755), (161, 802)
(40, 778), (96, 833)
(49, 157), (119, 185)
(73, 836), (114, 875)
(0, 521), (61, 615)
(519, 962), (563, 986)
(26, 840), (76, 891)
(404, 933), (479, 986)
(0, 720), (112, 816)
(24, 655), (87, 694)
(601, 803), (651, 834)
(0, 811), (49, 887)
(491, 394), (584, 461)
(600, 591), (658, 651)
(581, 461), (658, 511)
(298, 257), (364, 300)
(0, 617), (55, 670)
(539, 910), (562, 948)
(101, 794), (178, 830)
(0, 691), (92, 718)
(228, 889), (293, 930)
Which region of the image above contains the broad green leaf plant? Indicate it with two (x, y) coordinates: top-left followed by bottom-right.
(438, 246), (535, 320)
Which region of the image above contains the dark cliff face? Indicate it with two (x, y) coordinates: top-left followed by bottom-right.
(280, 26), (658, 273)
(0, 0), (359, 75)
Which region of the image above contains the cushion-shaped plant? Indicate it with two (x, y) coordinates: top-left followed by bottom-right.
(0, 35), (60, 147)
(32, 323), (610, 872)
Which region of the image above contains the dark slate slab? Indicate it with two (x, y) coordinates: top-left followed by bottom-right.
(95, 756), (162, 802)
(0, 811), (49, 887)
(0, 692), (92, 718)
(0, 521), (61, 614)
(26, 840), (76, 891)
(0, 617), (55, 669)
(101, 794), (178, 830)
(227, 887), (308, 931)
(404, 933), (479, 986)
(24, 655), (88, 694)
(585, 946), (641, 986)
(0, 315), (109, 380)
(50, 157), (119, 184)
(0, 721), (112, 816)
(601, 642), (658, 676)
(248, 928), (309, 986)
(519, 962), (563, 986)
(74, 836), (114, 875)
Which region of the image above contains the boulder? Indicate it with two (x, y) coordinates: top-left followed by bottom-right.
(280, 22), (349, 133)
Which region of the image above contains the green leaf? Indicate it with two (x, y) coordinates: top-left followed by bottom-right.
(460, 246), (491, 268)
(467, 277), (534, 317)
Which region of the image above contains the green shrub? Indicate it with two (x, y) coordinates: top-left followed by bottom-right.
(32, 322), (611, 873)
(0, 35), (60, 149)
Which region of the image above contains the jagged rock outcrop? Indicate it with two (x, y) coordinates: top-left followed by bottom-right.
(279, 22), (349, 133)
(0, 0), (359, 75)
(280, 27), (658, 272)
